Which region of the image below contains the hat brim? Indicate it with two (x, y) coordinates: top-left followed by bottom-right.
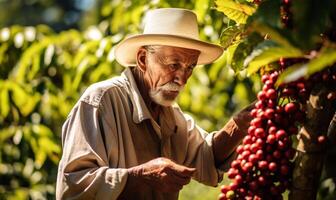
(114, 34), (224, 66)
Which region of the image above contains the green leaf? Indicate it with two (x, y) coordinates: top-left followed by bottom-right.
(0, 81), (10, 118)
(224, 41), (241, 69)
(34, 142), (47, 169)
(8, 81), (28, 109)
(209, 55), (227, 82)
(277, 47), (336, 84)
(220, 25), (244, 49)
(89, 62), (112, 83)
(307, 47), (336, 75)
(7, 188), (29, 200)
(251, 22), (296, 48)
(244, 40), (303, 75)
(39, 137), (61, 164)
(36, 24), (54, 35)
(28, 52), (41, 80)
(72, 57), (90, 91)
(230, 32), (264, 73)
(29, 124), (58, 168)
(195, 0), (210, 23)
(32, 124), (53, 137)
(0, 43), (9, 64)
(0, 126), (16, 143)
(276, 63), (307, 84)
(73, 40), (99, 68)
(215, 0), (256, 24)
(8, 81), (40, 116)
(101, 4), (113, 17)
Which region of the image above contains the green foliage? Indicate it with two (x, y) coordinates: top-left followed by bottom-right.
(277, 46), (336, 84)
(244, 40), (303, 75)
(231, 32), (263, 73)
(215, 0), (256, 24)
(0, 1), (259, 199)
(219, 25), (243, 49)
(215, 0), (336, 80)
(0, 24), (123, 199)
(215, 0), (336, 198)
(4, 0), (335, 199)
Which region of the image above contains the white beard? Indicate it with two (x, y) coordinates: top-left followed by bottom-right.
(149, 82), (184, 107)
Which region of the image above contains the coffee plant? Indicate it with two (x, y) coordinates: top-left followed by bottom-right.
(1, 0), (336, 199)
(216, 0), (336, 199)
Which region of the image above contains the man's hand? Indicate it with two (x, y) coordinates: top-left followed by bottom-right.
(231, 102), (254, 133)
(212, 102), (255, 168)
(127, 157), (195, 193)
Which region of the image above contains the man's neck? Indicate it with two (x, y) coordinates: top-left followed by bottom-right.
(131, 67), (161, 122)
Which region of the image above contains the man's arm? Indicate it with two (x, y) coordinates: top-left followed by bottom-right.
(212, 104), (254, 167)
(56, 100), (129, 200)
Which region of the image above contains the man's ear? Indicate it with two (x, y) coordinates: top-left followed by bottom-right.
(136, 47), (147, 72)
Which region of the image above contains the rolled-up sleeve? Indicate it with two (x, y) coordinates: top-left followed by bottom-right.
(56, 99), (128, 200)
(182, 114), (222, 187)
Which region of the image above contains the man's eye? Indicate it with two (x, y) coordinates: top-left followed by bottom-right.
(169, 63), (179, 71)
(187, 66), (194, 72)
(187, 65), (195, 73)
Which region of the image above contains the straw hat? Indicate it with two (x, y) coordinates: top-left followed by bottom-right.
(114, 8), (223, 66)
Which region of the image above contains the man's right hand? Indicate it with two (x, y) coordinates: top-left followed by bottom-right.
(127, 157), (196, 193)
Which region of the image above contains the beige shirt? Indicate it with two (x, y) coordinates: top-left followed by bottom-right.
(56, 68), (237, 200)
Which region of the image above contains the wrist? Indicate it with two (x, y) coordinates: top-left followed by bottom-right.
(119, 167), (144, 198)
(127, 166), (143, 182)
(129, 166), (145, 188)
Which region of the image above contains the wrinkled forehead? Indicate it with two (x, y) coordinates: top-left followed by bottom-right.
(142, 46), (200, 65)
(144, 45), (200, 56)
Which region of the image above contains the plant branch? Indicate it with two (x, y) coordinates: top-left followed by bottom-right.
(289, 84), (336, 200)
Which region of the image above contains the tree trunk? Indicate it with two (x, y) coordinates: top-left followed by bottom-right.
(289, 84), (336, 200)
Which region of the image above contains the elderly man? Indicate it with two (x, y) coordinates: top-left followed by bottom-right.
(56, 8), (252, 200)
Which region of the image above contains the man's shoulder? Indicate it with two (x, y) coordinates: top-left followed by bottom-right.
(171, 104), (190, 121)
(79, 75), (128, 107)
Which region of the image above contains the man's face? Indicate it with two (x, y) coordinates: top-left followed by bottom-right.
(138, 45), (200, 106)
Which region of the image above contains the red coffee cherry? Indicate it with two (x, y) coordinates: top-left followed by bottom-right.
(284, 102), (298, 113)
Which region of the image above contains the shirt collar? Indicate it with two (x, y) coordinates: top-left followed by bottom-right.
(122, 68), (177, 134)
(122, 68), (152, 124)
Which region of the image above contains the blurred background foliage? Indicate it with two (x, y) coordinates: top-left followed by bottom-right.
(0, 0), (336, 199)
(1, 0), (336, 199)
(0, 0), (259, 199)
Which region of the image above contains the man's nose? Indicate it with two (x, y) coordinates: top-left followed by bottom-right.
(174, 69), (188, 86)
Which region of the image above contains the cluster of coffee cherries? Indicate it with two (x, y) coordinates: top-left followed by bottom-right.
(279, 57), (336, 103)
(219, 57), (336, 199)
(219, 70), (304, 200)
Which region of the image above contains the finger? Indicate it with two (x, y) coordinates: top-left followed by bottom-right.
(170, 162), (195, 173)
(157, 167), (192, 187)
(171, 164), (196, 177)
(160, 168), (189, 184)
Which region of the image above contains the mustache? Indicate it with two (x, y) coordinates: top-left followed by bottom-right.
(156, 82), (184, 92)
